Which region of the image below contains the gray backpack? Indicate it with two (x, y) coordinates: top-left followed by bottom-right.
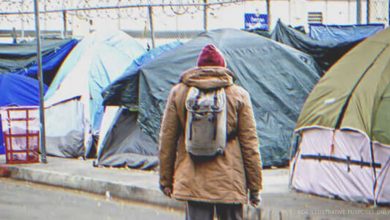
(185, 87), (227, 157)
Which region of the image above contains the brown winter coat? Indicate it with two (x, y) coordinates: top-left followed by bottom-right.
(159, 67), (262, 204)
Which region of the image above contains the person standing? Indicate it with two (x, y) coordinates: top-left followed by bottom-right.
(159, 44), (262, 220)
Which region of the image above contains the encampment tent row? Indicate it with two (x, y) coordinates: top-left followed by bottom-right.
(290, 28), (390, 204)
(1, 22), (389, 207)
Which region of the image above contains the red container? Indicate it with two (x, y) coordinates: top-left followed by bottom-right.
(1, 107), (40, 164)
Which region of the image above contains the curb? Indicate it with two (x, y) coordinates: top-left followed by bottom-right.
(5, 165), (185, 210)
(4, 165), (289, 220)
(3, 164), (385, 220)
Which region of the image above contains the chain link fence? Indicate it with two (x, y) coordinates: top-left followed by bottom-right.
(0, 0), (389, 45)
(368, 0), (389, 24)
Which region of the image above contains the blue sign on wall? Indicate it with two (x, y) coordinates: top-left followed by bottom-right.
(244, 13), (268, 30)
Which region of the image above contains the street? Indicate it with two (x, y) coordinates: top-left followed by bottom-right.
(0, 178), (184, 220)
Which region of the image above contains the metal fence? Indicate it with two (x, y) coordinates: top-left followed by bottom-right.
(0, 0), (251, 45)
(368, 0), (389, 24)
(0, 0), (389, 46)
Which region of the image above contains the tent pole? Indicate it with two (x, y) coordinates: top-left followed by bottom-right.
(369, 141), (377, 207)
(62, 10), (67, 38)
(356, 0), (362, 24)
(366, 0), (370, 24)
(148, 6), (155, 49)
(203, 0), (208, 31)
(266, 0), (271, 30)
(33, 0), (47, 164)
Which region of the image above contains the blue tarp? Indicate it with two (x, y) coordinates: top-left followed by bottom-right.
(0, 74), (47, 154)
(309, 24), (384, 43)
(271, 20), (364, 73)
(102, 41), (183, 108)
(0, 74), (47, 106)
(12, 39), (78, 85)
(0, 39), (78, 85)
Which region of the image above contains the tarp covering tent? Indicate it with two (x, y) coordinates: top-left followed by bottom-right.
(309, 23), (384, 43)
(290, 28), (390, 204)
(0, 74), (47, 154)
(133, 28), (320, 167)
(271, 20), (363, 72)
(102, 41), (182, 108)
(97, 42), (182, 169)
(0, 39), (78, 85)
(245, 28), (271, 38)
(43, 30), (145, 158)
(0, 74), (47, 107)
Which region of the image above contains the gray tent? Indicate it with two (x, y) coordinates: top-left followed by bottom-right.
(96, 108), (158, 169)
(98, 29), (321, 168)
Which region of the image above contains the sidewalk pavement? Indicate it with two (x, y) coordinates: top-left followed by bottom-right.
(1, 156), (389, 220)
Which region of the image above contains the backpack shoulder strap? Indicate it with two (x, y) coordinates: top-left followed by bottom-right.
(177, 85), (191, 127)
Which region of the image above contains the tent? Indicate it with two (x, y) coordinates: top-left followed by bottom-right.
(102, 41), (182, 108)
(0, 74), (47, 154)
(43, 30), (145, 158)
(96, 107), (158, 169)
(127, 28), (321, 167)
(309, 23), (384, 43)
(290, 28), (390, 204)
(245, 28), (271, 38)
(97, 42), (182, 169)
(271, 20), (364, 73)
(0, 38), (78, 85)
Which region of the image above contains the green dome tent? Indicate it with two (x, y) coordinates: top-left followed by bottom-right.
(290, 28), (390, 204)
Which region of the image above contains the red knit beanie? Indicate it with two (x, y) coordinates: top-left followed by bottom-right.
(197, 44), (226, 67)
